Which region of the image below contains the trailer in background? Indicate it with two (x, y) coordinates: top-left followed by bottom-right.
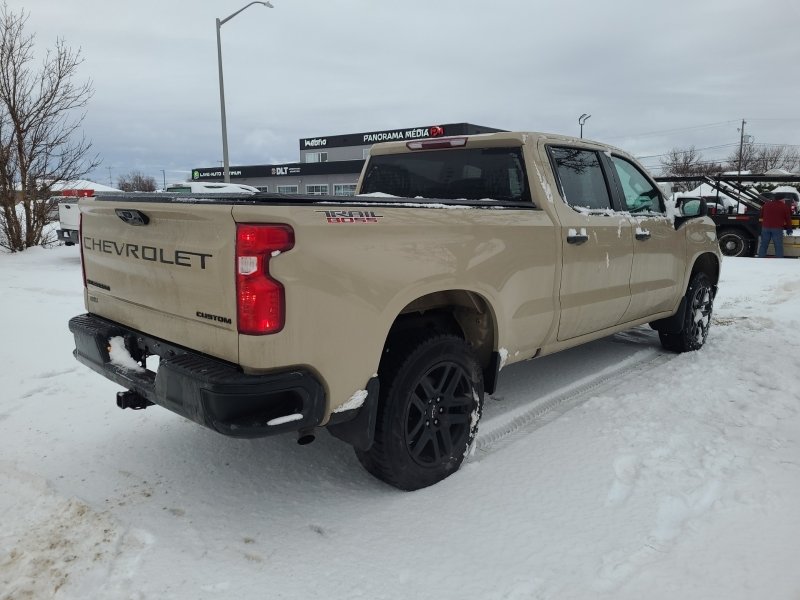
(655, 174), (800, 257)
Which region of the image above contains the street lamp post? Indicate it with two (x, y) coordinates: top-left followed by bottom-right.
(216, 1), (273, 183)
(578, 113), (591, 139)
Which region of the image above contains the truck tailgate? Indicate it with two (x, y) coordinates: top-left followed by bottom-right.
(58, 201), (80, 230)
(80, 198), (239, 363)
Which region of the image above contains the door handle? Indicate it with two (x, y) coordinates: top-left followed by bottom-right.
(567, 228), (589, 245)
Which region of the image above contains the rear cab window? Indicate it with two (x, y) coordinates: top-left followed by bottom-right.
(360, 147), (531, 204)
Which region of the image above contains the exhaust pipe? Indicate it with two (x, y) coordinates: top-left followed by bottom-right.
(116, 391), (154, 410)
(297, 428), (316, 445)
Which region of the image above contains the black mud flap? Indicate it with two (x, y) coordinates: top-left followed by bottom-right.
(327, 376), (380, 451)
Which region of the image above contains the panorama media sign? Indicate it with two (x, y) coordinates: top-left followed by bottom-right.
(300, 124), (451, 150)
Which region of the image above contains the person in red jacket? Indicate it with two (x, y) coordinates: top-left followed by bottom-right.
(757, 196), (793, 258)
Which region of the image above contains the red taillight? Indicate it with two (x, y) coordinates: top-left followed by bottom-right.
(236, 224), (294, 335)
(406, 137), (467, 150)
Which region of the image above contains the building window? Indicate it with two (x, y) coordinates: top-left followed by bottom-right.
(362, 148), (371, 159)
(334, 183), (357, 196)
(256, 186), (269, 192)
(306, 184), (329, 195)
(305, 152), (328, 163)
(277, 185), (298, 194)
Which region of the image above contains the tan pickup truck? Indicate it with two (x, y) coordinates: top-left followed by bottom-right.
(68, 132), (721, 490)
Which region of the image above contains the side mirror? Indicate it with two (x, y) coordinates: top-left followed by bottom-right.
(676, 198), (708, 217)
(674, 198), (709, 230)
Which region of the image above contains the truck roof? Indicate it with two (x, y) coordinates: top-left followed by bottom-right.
(367, 131), (632, 159)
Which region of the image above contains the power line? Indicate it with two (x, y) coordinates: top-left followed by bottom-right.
(743, 117), (800, 122)
(636, 143), (739, 160)
(608, 117), (800, 142)
(606, 120), (740, 141)
(636, 142), (800, 162)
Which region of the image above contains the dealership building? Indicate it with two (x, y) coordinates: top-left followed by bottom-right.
(191, 122), (504, 195)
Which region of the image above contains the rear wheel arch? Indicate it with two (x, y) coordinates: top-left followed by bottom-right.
(383, 289), (499, 393)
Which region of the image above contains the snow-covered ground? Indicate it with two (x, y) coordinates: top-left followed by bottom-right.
(1, 246), (799, 599)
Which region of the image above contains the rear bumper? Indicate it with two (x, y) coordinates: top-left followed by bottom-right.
(68, 314), (327, 438)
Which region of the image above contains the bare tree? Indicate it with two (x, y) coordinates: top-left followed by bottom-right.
(117, 170), (157, 192)
(753, 145), (799, 173)
(659, 146), (723, 191)
(725, 144), (799, 174)
(725, 142), (758, 174)
(0, 4), (98, 252)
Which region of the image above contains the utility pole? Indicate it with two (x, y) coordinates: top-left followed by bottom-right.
(107, 166), (113, 186)
(161, 169), (166, 190)
(737, 119), (746, 177)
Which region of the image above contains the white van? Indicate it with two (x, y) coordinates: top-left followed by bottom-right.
(166, 182), (259, 194)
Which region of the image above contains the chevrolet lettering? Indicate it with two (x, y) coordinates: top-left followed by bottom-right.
(82, 237), (212, 269)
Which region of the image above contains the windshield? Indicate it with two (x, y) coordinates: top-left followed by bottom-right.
(360, 147), (530, 203)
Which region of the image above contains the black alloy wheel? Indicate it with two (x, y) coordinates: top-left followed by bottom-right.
(404, 361), (475, 467)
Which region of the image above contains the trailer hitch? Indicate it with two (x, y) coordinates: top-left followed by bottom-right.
(116, 391), (154, 410)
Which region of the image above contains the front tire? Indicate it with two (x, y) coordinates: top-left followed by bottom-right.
(659, 272), (714, 353)
(356, 335), (483, 491)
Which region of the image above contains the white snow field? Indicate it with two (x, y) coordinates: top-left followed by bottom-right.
(1, 246), (799, 600)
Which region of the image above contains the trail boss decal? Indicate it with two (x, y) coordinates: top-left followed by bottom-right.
(317, 210), (383, 224)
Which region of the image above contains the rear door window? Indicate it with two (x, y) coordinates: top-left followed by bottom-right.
(548, 147), (612, 211)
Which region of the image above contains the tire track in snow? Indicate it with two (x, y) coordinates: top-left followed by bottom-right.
(472, 349), (675, 459)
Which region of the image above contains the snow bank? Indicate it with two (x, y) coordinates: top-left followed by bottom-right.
(1, 247), (799, 599)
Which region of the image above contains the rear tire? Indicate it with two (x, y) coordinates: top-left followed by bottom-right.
(356, 334), (483, 491)
(659, 272), (714, 353)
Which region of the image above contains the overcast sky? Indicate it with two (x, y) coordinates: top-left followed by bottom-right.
(14, 0), (800, 185)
